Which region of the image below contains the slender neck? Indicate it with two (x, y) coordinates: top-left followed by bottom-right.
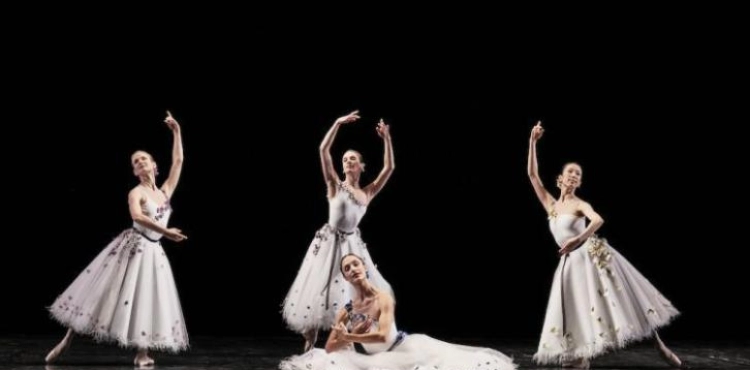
(343, 174), (360, 188)
(138, 174), (157, 190)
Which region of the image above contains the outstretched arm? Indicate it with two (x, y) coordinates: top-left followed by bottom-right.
(559, 201), (605, 255)
(364, 119), (394, 202)
(161, 110), (184, 199)
(340, 293), (394, 344)
(321, 110), (360, 196)
(528, 121), (554, 210)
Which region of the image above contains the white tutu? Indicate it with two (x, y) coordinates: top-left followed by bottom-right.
(282, 183), (393, 333)
(281, 224), (392, 333)
(48, 196), (188, 352)
(534, 213), (679, 364)
(280, 333), (517, 370)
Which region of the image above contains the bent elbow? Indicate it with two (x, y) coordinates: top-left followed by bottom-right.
(595, 217), (605, 227)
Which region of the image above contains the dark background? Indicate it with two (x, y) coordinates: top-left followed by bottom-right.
(2, 15), (747, 343)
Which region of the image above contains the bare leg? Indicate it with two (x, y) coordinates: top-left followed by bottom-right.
(654, 330), (682, 368)
(44, 329), (74, 364)
(303, 329), (318, 352)
(134, 348), (155, 367)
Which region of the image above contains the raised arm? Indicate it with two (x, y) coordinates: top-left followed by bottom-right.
(340, 293), (394, 344)
(364, 119), (394, 202)
(528, 121), (554, 210)
(128, 188), (187, 242)
(321, 110), (360, 196)
(161, 110), (184, 199)
(324, 308), (352, 353)
(558, 201), (605, 255)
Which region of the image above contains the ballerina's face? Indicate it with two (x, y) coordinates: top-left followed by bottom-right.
(131, 151), (156, 177)
(342, 150), (364, 175)
(560, 163), (582, 189)
(341, 254), (367, 283)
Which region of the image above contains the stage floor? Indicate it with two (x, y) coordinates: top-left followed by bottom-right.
(2, 336), (747, 369)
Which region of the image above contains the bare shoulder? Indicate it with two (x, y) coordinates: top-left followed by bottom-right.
(378, 290), (394, 307)
(576, 197), (602, 218)
(576, 198), (595, 211)
(128, 186), (145, 202)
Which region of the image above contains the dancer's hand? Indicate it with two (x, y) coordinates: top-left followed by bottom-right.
(559, 236), (583, 256)
(375, 118), (390, 139)
(165, 228), (188, 242)
(164, 110), (181, 133)
(334, 110), (361, 126)
(331, 322), (350, 341)
(530, 121), (544, 141)
(350, 318), (373, 334)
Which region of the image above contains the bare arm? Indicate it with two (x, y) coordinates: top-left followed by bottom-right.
(559, 201), (605, 255)
(129, 188), (171, 234)
(321, 110), (360, 197)
(341, 293), (394, 344)
(128, 188), (187, 242)
(324, 308), (352, 353)
(364, 119), (394, 202)
(161, 111), (184, 199)
(576, 201), (605, 240)
(528, 121), (554, 210)
(320, 122), (343, 190)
